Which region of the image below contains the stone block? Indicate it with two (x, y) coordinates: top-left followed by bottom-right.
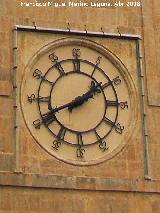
(0, 81), (11, 96)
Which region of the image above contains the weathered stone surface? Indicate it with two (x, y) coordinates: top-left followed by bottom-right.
(0, 81), (11, 96)
(0, 0), (160, 211)
(0, 186), (160, 212)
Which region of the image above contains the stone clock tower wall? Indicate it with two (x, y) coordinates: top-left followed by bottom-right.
(0, 0), (160, 212)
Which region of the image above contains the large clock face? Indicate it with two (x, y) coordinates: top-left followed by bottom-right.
(21, 37), (137, 165)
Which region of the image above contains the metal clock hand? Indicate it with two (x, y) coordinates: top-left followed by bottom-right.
(47, 81), (102, 115)
(68, 81), (102, 111)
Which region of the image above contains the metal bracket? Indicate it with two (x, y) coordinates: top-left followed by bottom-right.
(84, 25), (87, 34)
(14, 25), (141, 40)
(13, 28), (22, 173)
(117, 27), (122, 37)
(67, 22), (70, 32)
(136, 39), (151, 180)
(101, 27), (105, 36)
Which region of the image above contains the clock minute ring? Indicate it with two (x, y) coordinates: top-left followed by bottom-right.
(47, 71), (106, 135)
(37, 60), (118, 146)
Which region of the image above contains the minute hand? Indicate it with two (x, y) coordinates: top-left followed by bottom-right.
(49, 81), (102, 114)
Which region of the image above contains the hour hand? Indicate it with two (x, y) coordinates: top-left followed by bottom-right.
(68, 81), (102, 111)
(68, 96), (86, 111)
(89, 81), (102, 94)
(48, 81), (102, 113)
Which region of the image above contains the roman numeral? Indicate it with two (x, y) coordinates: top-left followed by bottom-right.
(105, 100), (128, 109)
(49, 53), (65, 75)
(73, 59), (80, 72)
(33, 111), (56, 129)
(72, 48), (81, 72)
(77, 133), (83, 146)
(94, 130), (108, 152)
(91, 56), (102, 76)
(38, 96), (50, 103)
(106, 100), (118, 107)
(32, 69), (53, 84)
(41, 111), (56, 126)
(101, 81), (112, 89)
(55, 62), (65, 75)
(76, 133), (85, 158)
(102, 76), (122, 90)
(56, 126), (66, 141)
(52, 126), (66, 151)
(38, 96), (51, 110)
(27, 94), (51, 109)
(103, 117), (115, 127)
(103, 118), (124, 134)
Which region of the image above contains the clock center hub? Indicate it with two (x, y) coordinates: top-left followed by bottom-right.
(50, 72), (106, 132)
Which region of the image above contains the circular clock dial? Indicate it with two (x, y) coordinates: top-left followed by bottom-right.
(21, 38), (137, 165)
(49, 71), (106, 134)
